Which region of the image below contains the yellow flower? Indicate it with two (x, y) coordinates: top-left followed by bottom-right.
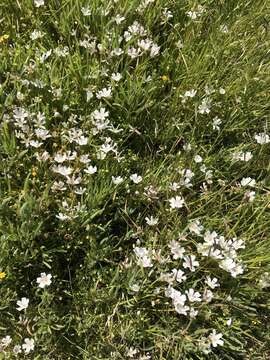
(161, 75), (169, 81)
(32, 167), (37, 177)
(0, 34), (9, 44)
(0, 272), (6, 279)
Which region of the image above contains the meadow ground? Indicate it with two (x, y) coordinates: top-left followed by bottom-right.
(0, 0), (270, 359)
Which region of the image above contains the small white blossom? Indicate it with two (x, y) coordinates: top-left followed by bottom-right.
(112, 176), (124, 185)
(30, 30), (43, 40)
(16, 297), (29, 311)
(172, 269), (187, 283)
(111, 72), (122, 82)
(13, 345), (22, 354)
(244, 190), (256, 202)
(254, 133), (270, 144)
(198, 98), (211, 114)
(213, 116), (222, 130)
(81, 6), (91, 16)
(133, 247), (153, 268)
(208, 330), (224, 348)
(36, 272), (52, 288)
(22, 338), (35, 354)
(96, 87), (112, 99)
(84, 165), (97, 175)
(145, 216), (158, 226)
(188, 219), (204, 235)
(92, 107), (109, 121)
(130, 173), (142, 184)
(186, 288), (201, 302)
(183, 255), (199, 272)
(52, 165), (73, 177)
(169, 240), (185, 260)
(240, 177), (256, 187)
(34, 0), (44, 7)
(1, 335), (12, 347)
(219, 258), (244, 277)
(189, 307), (199, 318)
(169, 195), (185, 209)
(205, 276), (220, 289)
(194, 155), (203, 163)
(115, 14), (125, 24)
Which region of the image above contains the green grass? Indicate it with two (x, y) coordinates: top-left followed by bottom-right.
(0, 0), (270, 358)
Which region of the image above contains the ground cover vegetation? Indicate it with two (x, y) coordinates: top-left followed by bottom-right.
(0, 0), (270, 358)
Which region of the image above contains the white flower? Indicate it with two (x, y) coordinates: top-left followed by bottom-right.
(188, 219), (204, 235)
(244, 190), (256, 202)
(194, 155), (203, 163)
(111, 72), (122, 82)
(138, 39), (153, 51)
(36, 151), (50, 162)
(16, 297), (29, 311)
(213, 116), (222, 130)
(219, 258), (244, 277)
(81, 6), (91, 16)
(150, 43), (160, 57)
(130, 284), (140, 292)
(96, 87), (112, 99)
(240, 177), (256, 187)
(130, 173), (142, 184)
(169, 288), (186, 304)
(184, 89), (197, 98)
(169, 241), (185, 260)
(111, 47), (124, 56)
(115, 14), (125, 24)
(133, 247), (153, 268)
(259, 272), (270, 289)
(219, 87), (226, 94)
(208, 330), (224, 348)
(232, 151), (253, 162)
(183, 255), (199, 272)
(205, 276), (220, 289)
(79, 154), (91, 164)
(174, 302), (189, 315)
(127, 347), (138, 357)
(13, 345), (22, 354)
(30, 30), (43, 40)
(186, 288), (201, 302)
(187, 11), (198, 20)
(189, 307), (199, 318)
(84, 165), (97, 175)
(36, 272), (52, 288)
(92, 107), (109, 121)
(39, 49), (52, 63)
(112, 176), (124, 185)
(1, 335), (12, 347)
(35, 128), (51, 140)
(127, 47), (141, 59)
(52, 165), (73, 177)
(220, 24), (229, 33)
(169, 195), (185, 209)
(254, 133), (270, 144)
(171, 269), (187, 283)
(169, 182), (180, 191)
(29, 140), (43, 148)
(145, 216), (158, 226)
(34, 0), (44, 7)
(226, 318), (232, 326)
(22, 338), (35, 354)
(56, 213), (71, 221)
(198, 98), (211, 114)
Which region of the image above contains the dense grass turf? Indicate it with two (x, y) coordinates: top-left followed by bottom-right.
(0, 0), (270, 358)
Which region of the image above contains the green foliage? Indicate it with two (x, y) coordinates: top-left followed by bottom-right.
(0, 0), (270, 358)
